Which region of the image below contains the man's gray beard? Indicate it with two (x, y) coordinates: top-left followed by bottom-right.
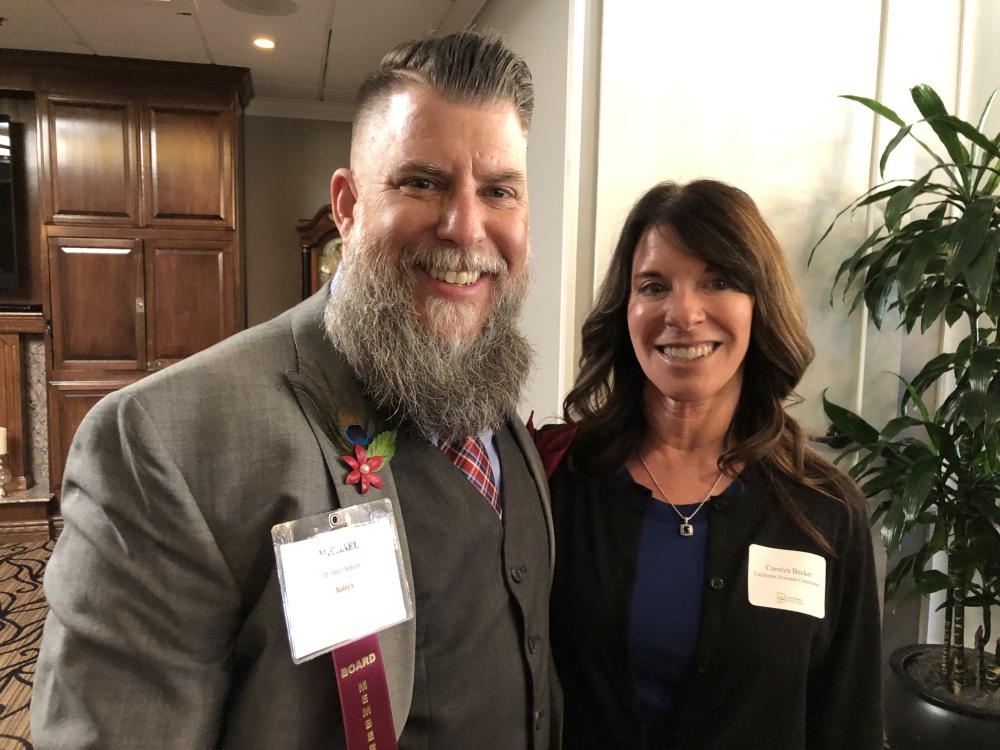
(323, 236), (533, 442)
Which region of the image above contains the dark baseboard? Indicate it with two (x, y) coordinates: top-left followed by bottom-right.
(0, 489), (54, 539)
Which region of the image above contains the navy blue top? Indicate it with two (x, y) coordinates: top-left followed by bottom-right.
(628, 497), (710, 749)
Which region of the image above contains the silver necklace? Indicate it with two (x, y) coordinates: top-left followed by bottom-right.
(638, 454), (723, 537)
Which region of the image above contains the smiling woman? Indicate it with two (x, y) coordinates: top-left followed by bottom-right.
(626, 224), (754, 411)
(548, 179), (884, 749)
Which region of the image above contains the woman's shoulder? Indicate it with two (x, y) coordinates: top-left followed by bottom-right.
(765, 458), (869, 551)
(525, 414), (578, 479)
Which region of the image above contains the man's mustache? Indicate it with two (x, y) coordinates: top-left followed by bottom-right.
(401, 244), (507, 276)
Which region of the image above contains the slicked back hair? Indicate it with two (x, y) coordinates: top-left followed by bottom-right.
(353, 30), (533, 138)
(563, 180), (859, 555)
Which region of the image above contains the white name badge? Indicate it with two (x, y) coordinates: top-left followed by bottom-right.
(272, 499), (414, 664)
(747, 543), (827, 619)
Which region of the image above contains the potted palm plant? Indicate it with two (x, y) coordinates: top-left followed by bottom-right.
(811, 83), (1000, 747)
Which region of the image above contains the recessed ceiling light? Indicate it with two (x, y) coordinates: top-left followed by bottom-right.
(225, 0), (297, 16)
(254, 38), (276, 50)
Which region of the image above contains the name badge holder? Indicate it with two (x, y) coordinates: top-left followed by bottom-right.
(273, 499), (414, 750)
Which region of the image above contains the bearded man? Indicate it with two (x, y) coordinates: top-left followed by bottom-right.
(33, 31), (559, 750)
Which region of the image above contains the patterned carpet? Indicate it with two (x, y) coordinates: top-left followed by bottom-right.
(0, 540), (53, 750)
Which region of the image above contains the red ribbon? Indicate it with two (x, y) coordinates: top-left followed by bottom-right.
(332, 634), (398, 750)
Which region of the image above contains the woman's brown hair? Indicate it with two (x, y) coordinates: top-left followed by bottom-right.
(563, 180), (858, 553)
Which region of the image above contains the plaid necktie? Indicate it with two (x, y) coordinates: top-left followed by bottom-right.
(440, 436), (502, 517)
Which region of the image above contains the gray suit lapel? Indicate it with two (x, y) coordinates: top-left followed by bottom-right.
(508, 418), (556, 575)
(283, 289), (416, 738)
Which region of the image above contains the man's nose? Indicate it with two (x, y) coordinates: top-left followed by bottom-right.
(437, 188), (487, 247)
(665, 287), (705, 330)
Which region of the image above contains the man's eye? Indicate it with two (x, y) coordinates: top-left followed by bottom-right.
(485, 186), (515, 200)
(402, 177), (435, 190)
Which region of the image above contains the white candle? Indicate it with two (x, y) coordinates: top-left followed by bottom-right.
(0, 427), (7, 455)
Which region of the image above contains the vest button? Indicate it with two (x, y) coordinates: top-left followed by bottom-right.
(527, 634), (540, 653)
(709, 576), (725, 590)
(534, 709), (544, 730)
(510, 565), (526, 583)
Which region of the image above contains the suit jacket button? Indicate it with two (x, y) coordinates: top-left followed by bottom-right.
(709, 576), (725, 590)
(527, 634), (540, 653)
(714, 497), (728, 511)
(510, 565), (526, 583)
(534, 709), (544, 730)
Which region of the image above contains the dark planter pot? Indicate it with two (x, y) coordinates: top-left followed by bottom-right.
(885, 644), (1000, 748)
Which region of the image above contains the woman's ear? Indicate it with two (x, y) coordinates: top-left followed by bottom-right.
(330, 168), (358, 238)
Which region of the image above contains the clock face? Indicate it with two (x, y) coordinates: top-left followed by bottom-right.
(318, 237), (343, 285)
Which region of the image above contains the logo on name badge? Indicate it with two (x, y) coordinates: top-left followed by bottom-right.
(776, 592), (804, 605)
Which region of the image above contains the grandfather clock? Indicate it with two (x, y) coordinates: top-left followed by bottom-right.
(295, 204), (341, 299)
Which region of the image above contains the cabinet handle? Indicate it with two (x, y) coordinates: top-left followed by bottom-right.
(136, 297), (145, 313)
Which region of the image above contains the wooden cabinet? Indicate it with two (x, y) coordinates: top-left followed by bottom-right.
(41, 96), (236, 230)
(145, 237), (234, 367)
(47, 376), (145, 501)
(143, 103), (235, 228)
(46, 234), (236, 372)
(0, 50), (252, 516)
(47, 236), (145, 370)
(41, 96), (140, 225)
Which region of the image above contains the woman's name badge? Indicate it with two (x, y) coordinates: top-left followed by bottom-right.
(272, 499), (414, 664)
(747, 543), (826, 619)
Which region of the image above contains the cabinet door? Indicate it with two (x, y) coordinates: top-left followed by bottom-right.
(48, 237), (146, 370)
(144, 237), (234, 368)
(41, 96), (139, 225)
(47, 376), (144, 499)
(142, 103), (234, 228)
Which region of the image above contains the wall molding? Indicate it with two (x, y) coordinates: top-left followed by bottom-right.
(246, 96), (356, 122)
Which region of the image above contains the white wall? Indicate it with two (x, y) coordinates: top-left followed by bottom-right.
(484, 0), (1000, 647)
(475, 0), (572, 422)
(593, 0), (883, 435)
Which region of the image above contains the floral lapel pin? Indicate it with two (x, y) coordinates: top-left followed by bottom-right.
(341, 425), (396, 494)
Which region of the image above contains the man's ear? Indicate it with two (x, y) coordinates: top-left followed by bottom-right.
(331, 168), (358, 238)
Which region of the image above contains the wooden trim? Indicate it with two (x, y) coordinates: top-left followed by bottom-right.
(0, 491), (55, 539)
(0, 50), (252, 108)
(0, 518), (51, 538)
(0, 334), (33, 488)
(43, 224), (236, 241)
(0, 313), (44, 334)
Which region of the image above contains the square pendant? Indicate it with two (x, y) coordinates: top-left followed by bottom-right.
(679, 523), (694, 537)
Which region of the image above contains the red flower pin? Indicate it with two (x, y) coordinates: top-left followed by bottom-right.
(342, 443), (384, 494)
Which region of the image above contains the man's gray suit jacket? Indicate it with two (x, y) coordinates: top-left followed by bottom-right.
(31, 288), (556, 748)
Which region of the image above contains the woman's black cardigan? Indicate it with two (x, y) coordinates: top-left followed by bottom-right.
(549, 461), (884, 749)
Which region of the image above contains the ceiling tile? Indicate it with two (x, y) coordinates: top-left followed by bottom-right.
(331, 0), (452, 34)
(0, 0), (88, 53)
(197, 0), (330, 96)
(53, 0), (207, 58)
